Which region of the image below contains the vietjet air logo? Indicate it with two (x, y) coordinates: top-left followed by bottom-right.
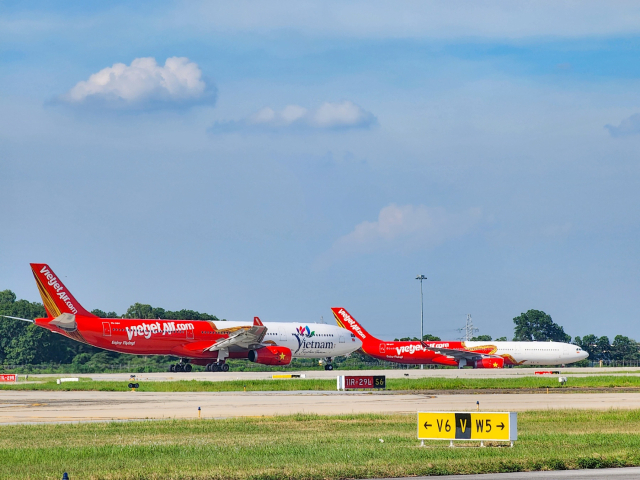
(394, 342), (450, 356)
(39, 266), (78, 315)
(125, 321), (194, 340)
(336, 309), (366, 340)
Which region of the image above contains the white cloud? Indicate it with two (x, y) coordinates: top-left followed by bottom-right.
(322, 204), (482, 263)
(605, 114), (640, 137)
(58, 57), (215, 109)
(213, 101), (376, 132)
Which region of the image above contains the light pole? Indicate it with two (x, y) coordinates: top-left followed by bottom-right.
(416, 274), (427, 342)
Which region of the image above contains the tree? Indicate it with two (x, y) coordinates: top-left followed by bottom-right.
(123, 303), (222, 321)
(610, 335), (639, 361)
(471, 335), (492, 341)
(574, 334), (599, 360)
(512, 309), (571, 342)
(495, 337), (508, 341)
(123, 303), (166, 319)
(596, 336), (611, 361)
(0, 290), (48, 363)
(91, 309), (119, 318)
(393, 334), (441, 342)
(164, 309), (220, 321)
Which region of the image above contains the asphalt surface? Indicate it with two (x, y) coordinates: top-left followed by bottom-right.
(392, 467), (640, 479)
(1, 390), (640, 424)
(22, 366), (640, 382)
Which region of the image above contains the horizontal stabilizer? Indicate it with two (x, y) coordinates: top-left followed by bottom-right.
(1, 315), (34, 323)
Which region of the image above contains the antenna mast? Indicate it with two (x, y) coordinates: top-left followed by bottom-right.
(458, 314), (479, 341)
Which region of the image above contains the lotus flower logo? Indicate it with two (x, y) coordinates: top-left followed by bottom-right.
(296, 326), (315, 337)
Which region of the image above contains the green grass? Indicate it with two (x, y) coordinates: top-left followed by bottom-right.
(1, 410), (640, 479)
(3, 375), (640, 392)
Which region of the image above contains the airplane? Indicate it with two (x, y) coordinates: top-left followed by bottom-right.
(1, 263), (362, 372)
(332, 307), (589, 368)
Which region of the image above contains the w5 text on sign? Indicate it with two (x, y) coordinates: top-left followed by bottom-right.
(417, 412), (517, 442)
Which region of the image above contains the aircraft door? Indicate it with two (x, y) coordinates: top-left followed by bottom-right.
(186, 327), (194, 340)
(102, 322), (111, 337)
(339, 336), (345, 343)
(379, 343), (386, 354)
(279, 331), (288, 342)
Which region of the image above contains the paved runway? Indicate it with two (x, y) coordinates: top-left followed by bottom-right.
(389, 467), (640, 479)
(1, 390), (640, 424)
(23, 366), (640, 383)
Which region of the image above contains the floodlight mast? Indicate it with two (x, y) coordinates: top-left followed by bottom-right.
(416, 274), (427, 343)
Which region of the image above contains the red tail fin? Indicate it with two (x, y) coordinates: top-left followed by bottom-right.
(331, 307), (379, 353)
(30, 263), (96, 318)
(253, 316), (264, 326)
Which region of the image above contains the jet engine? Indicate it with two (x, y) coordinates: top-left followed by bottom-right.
(474, 357), (505, 369)
(248, 345), (292, 365)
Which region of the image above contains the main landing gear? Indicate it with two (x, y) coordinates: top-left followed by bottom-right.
(324, 357), (334, 371)
(169, 362), (192, 373)
(206, 362), (229, 372)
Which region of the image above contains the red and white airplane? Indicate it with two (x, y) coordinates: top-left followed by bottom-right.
(332, 307), (588, 368)
(2, 264), (362, 372)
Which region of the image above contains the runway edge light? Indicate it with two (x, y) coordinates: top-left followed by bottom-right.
(418, 411), (517, 447)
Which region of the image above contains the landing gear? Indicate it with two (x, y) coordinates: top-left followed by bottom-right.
(206, 362), (229, 372)
(324, 357), (334, 371)
(169, 360), (192, 372)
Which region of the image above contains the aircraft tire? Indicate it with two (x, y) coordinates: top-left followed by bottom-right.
(184, 364), (192, 372)
(324, 364), (334, 371)
(169, 365), (175, 372)
(221, 363), (229, 372)
(176, 364), (184, 372)
(211, 364), (220, 372)
(205, 364), (211, 372)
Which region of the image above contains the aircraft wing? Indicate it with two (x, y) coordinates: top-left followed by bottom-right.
(204, 324), (268, 352)
(181, 317), (268, 354)
(420, 343), (497, 361)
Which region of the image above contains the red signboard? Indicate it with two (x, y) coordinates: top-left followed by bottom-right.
(0, 374), (17, 382)
(342, 375), (386, 389)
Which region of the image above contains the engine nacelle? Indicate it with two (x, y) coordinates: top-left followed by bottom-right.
(248, 346), (292, 365)
(474, 357), (505, 369)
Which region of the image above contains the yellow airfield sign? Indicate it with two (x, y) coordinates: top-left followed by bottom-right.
(417, 412), (517, 442)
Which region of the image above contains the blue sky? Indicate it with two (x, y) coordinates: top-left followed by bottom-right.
(2, 1), (640, 341)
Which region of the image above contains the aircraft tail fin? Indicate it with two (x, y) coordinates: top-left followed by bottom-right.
(30, 263), (97, 318)
(253, 316), (264, 326)
(331, 307), (379, 353)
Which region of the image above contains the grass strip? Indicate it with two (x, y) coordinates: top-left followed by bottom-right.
(1, 410), (640, 479)
(3, 375), (640, 392)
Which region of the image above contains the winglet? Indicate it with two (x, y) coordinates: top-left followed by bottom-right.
(253, 316), (264, 326)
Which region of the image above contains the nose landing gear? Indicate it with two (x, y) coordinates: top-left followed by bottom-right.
(323, 357), (334, 370)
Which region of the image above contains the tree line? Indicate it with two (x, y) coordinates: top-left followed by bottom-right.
(394, 309), (639, 362)
(0, 289), (222, 367)
(1, 289), (638, 366)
